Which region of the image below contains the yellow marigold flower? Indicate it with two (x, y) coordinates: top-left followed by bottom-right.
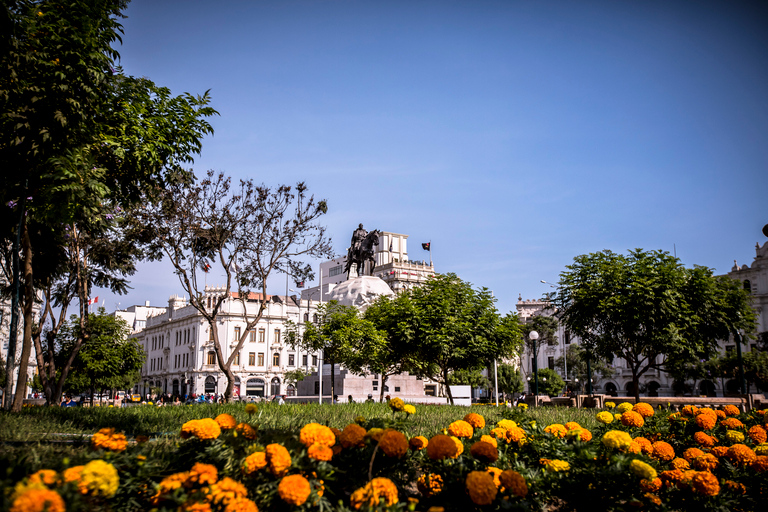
(91, 427), (127, 452)
(544, 424), (568, 438)
(78, 460), (119, 498)
(427, 434), (460, 460)
(605, 401), (616, 409)
(752, 455), (768, 472)
(403, 404), (416, 415)
(465, 471), (497, 505)
(725, 430), (745, 443)
(208, 477), (247, 505)
(28, 470), (57, 486)
(517, 403), (528, 410)
(244, 403), (257, 415)
(189, 463), (218, 486)
(691, 471), (720, 496)
(308, 442), (334, 461)
(409, 435), (428, 450)
(242, 452), (267, 474)
(670, 457), (690, 470)
(340, 424), (366, 448)
(299, 423), (336, 448)
(480, 434), (497, 448)
(651, 441), (675, 461)
(691, 453), (718, 471)
(417, 473), (443, 497)
(350, 477), (398, 509)
(755, 443), (768, 456)
(266, 443), (292, 477)
(616, 402), (633, 413)
(500, 470), (527, 498)
(693, 431), (717, 447)
(235, 423), (257, 440)
(448, 420), (473, 438)
(682, 447), (705, 462)
(379, 430), (408, 458)
(223, 496), (258, 512)
(621, 411), (645, 428)
(354, 415), (366, 425)
(632, 402), (655, 418)
(470, 441), (499, 463)
(278, 474), (311, 506)
(596, 411), (614, 424)
(215, 414), (237, 430)
(464, 413), (486, 429)
(10, 488), (65, 512)
(388, 397), (405, 412)
(727, 444), (756, 465)
(541, 458), (570, 472)
(723, 404), (740, 416)
(695, 413), (716, 430)
(748, 425), (767, 444)
(639, 477), (662, 493)
(496, 419), (517, 430)
(366, 428), (385, 442)
(681, 405), (698, 417)
(614, 413), (623, 422)
(602, 430), (633, 451)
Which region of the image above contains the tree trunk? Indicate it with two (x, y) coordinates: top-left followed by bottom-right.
(379, 374), (388, 403)
(444, 368), (454, 405)
(632, 369), (640, 403)
(330, 356), (335, 402)
(11, 222), (35, 411)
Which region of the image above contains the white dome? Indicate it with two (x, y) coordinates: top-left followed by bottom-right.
(326, 276), (394, 309)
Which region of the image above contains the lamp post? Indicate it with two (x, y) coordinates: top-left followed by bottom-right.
(529, 330), (539, 401)
(735, 331), (746, 395)
(541, 280), (567, 391)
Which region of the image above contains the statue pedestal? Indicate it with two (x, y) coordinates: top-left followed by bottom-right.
(326, 276), (394, 310)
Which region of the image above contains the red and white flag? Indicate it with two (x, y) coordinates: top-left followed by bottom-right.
(88, 296), (99, 305)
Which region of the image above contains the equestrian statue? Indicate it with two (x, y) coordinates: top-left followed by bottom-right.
(344, 224), (380, 279)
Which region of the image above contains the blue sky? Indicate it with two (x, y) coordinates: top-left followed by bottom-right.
(99, 0), (768, 316)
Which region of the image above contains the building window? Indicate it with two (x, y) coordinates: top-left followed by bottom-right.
(565, 330), (571, 344)
(548, 357), (555, 370)
(288, 354), (295, 366)
(274, 329), (281, 344)
(234, 352), (240, 365)
(312, 355), (318, 366)
(312, 314), (318, 323)
(744, 280), (751, 293)
(249, 330), (256, 342)
(273, 353), (280, 366)
(258, 328), (265, 342)
(258, 352), (264, 366)
(207, 351), (215, 365)
(304, 312), (309, 322)
(395, 386), (401, 392)
(248, 352), (255, 366)
(329, 265), (343, 277)
(302, 354), (308, 366)
(373, 381), (378, 387)
(234, 326), (241, 341)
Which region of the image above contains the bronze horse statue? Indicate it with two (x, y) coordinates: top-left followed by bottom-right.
(345, 229), (380, 279)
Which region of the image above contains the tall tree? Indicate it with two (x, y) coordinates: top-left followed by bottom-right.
(138, 171), (332, 402)
(554, 344), (614, 393)
(496, 363), (524, 400)
(553, 249), (756, 401)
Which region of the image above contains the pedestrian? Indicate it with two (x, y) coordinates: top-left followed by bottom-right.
(347, 394), (354, 403)
(365, 394), (374, 403)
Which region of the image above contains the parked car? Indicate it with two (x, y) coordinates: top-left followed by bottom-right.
(130, 394), (142, 402)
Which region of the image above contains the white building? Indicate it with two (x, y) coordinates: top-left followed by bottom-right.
(0, 272), (42, 399)
(126, 286), (321, 398)
(726, 241), (767, 335)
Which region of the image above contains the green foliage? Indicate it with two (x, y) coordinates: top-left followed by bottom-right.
(496, 362), (524, 396)
(521, 314), (559, 354)
(532, 368), (566, 397)
(555, 344), (614, 393)
(283, 368), (310, 385)
(447, 368), (490, 388)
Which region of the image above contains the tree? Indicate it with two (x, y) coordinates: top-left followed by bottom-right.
(496, 363), (524, 400)
(532, 368), (565, 397)
(520, 314), (558, 380)
(288, 301), (385, 400)
(283, 369), (310, 386)
(383, 273), (522, 404)
(447, 369), (491, 389)
(554, 344), (614, 393)
(58, 309), (144, 405)
(1, 0), (217, 410)
(137, 171), (332, 402)
(553, 249), (756, 401)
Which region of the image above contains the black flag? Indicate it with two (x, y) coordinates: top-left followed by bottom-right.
(422, 242), (430, 251)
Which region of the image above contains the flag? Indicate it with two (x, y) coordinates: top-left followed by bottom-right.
(88, 296), (99, 305)
(295, 280), (305, 288)
(201, 260), (211, 273)
(422, 242), (430, 251)
(389, 241), (393, 251)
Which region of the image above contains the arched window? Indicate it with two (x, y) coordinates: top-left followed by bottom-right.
(286, 384), (296, 396)
(271, 377), (280, 396)
(273, 353), (280, 366)
(646, 381), (660, 397)
(604, 382), (618, 397)
(744, 280), (752, 293)
(699, 380), (717, 397)
(246, 378), (265, 397)
(312, 313), (318, 323)
(204, 376), (216, 393)
(207, 351), (216, 365)
(172, 379), (180, 396)
(304, 312), (309, 322)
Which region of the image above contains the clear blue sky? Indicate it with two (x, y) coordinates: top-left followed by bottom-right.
(98, 0), (768, 316)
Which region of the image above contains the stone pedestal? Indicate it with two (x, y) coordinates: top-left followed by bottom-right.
(325, 276), (394, 309)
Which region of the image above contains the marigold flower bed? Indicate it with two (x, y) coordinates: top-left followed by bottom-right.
(2, 402), (767, 511)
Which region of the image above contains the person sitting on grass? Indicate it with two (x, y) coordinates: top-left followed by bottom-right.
(61, 395), (77, 407)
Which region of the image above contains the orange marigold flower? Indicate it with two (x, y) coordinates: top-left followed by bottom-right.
(10, 488), (65, 512)
(505, 427), (527, 445)
(308, 442), (334, 461)
(62, 465), (83, 484)
(695, 407), (716, 418)
(628, 441), (642, 454)
(266, 443), (292, 477)
(183, 502), (212, 512)
(427, 434), (460, 460)
(568, 428), (592, 442)
(691, 453), (719, 471)
(683, 447), (705, 462)
(720, 417), (744, 429)
(644, 493), (662, 506)
(565, 421), (582, 430)
(464, 413), (486, 429)
(695, 414), (716, 430)
(748, 425), (767, 444)
(215, 414), (237, 430)
(691, 471), (720, 496)
(235, 423), (257, 440)
(299, 423), (336, 448)
(417, 473), (444, 497)
(152, 471), (189, 503)
(480, 434), (497, 448)
(681, 405), (698, 417)
(722, 479), (746, 494)
(379, 430), (408, 458)
(659, 469), (685, 487)
(486, 467), (502, 488)
(208, 477), (247, 505)
(710, 446), (729, 457)
(500, 470), (528, 498)
(465, 471), (497, 506)
(715, 409), (726, 419)
(693, 431), (716, 447)
(28, 469), (57, 486)
(621, 411), (645, 428)
(640, 477), (662, 493)
(451, 436), (464, 457)
(448, 420), (473, 438)
(223, 497), (258, 512)
(350, 478), (398, 510)
(727, 444), (756, 465)
(633, 402), (655, 418)
(181, 418), (221, 440)
(751, 455), (768, 472)
(340, 424), (366, 448)
(189, 463), (218, 486)
(651, 441), (675, 461)
(409, 436), (428, 451)
(670, 458), (690, 470)
(242, 452), (267, 475)
(490, 427), (507, 440)
(91, 428), (128, 452)
(278, 474), (311, 506)
(634, 437), (654, 456)
(470, 441), (499, 463)
(723, 404), (740, 416)
(544, 423), (568, 438)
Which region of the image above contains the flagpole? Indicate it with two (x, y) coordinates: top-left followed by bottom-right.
(429, 240), (432, 267)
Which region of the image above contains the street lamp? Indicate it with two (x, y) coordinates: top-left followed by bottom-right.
(529, 330), (539, 401)
(735, 331), (746, 395)
(541, 280), (567, 390)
